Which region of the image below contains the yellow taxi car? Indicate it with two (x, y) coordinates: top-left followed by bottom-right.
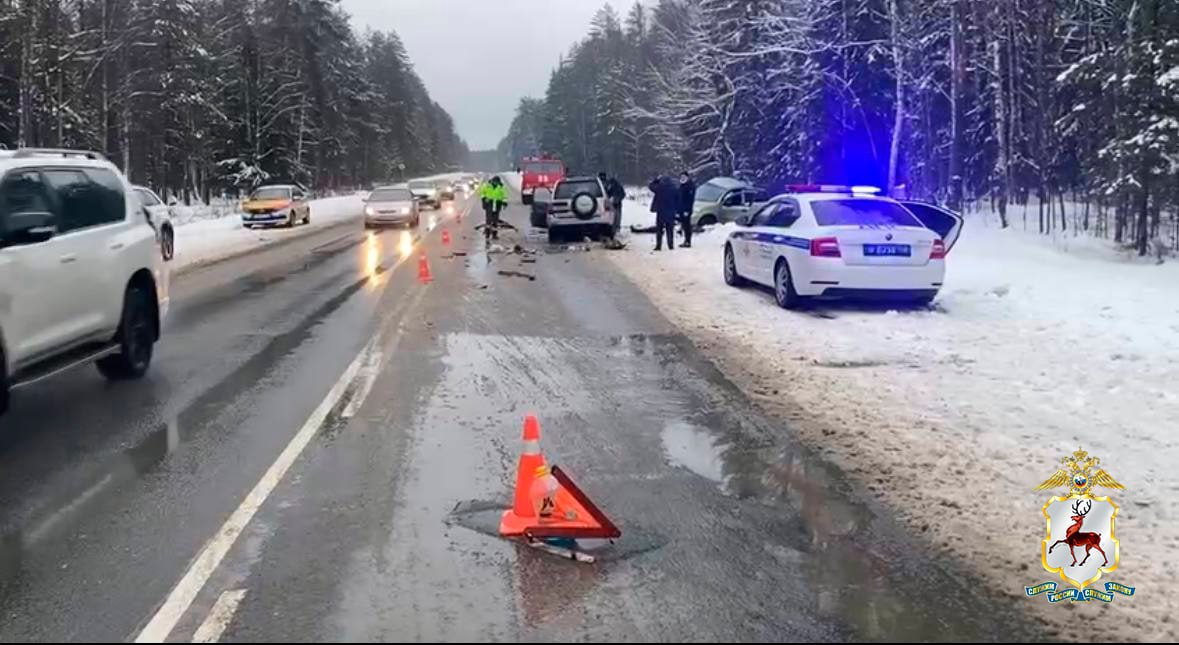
(241, 184), (312, 229)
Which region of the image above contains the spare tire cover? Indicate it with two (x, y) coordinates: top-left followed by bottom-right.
(571, 192), (598, 219)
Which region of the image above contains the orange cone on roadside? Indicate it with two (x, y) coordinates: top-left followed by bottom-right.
(500, 415), (548, 536)
(442, 228), (452, 246)
(499, 415), (620, 541)
(417, 253), (432, 284)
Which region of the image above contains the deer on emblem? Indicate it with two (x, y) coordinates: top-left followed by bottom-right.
(1048, 499), (1109, 567)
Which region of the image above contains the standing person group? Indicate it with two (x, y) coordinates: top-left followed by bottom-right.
(479, 175), (508, 241)
(648, 171), (696, 251)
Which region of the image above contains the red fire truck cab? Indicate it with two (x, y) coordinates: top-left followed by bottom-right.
(519, 156), (566, 205)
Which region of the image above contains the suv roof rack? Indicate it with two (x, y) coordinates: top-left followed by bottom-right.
(12, 148), (108, 161)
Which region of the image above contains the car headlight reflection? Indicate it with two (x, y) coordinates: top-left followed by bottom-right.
(399, 230), (414, 258)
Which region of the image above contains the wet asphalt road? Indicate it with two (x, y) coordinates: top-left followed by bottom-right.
(0, 191), (1044, 642)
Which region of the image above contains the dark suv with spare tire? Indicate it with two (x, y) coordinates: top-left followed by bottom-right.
(543, 176), (615, 243)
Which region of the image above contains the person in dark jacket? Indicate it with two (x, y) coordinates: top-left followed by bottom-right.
(599, 172), (626, 237)
(677, 172), (697, 248)
(648, 175), (679, 251)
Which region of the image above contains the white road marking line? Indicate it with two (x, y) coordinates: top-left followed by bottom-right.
(137, 247), (428, 643)
(190, 589), (247, 644)
(134, 338), (374, 643)
(341, 350), (382, 419)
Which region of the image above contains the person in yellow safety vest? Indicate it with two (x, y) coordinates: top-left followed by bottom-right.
(479, 176), (508, 241)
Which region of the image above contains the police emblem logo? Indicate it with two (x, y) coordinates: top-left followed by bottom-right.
(1026, 448), (1136, 603)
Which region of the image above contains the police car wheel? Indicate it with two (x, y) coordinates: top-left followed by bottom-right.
(774, 260), (802, 309)
(571, 192), (597, 219)
(724, 244), (746, 287)
(161, 225), (174, 261)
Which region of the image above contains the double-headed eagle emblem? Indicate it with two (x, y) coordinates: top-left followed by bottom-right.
(1034, 447), (1124, 496)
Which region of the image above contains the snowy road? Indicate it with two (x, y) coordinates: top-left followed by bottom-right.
(0, 190), (1045, 641)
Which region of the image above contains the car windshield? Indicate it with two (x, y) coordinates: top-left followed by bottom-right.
(554, 180), (602, 199)
(524, 162), (562, 174)
(695, 183), (729, 203)
(409, 181), (433, 190)
(368, 188), (411, 202)
(810, 199), (923, 227)
(250, 187), (291, 200)
(134, 188), (161, 206)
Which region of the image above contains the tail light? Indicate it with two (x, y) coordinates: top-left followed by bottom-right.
(810, 237), (841, 258)
(930, 239), (947, 259)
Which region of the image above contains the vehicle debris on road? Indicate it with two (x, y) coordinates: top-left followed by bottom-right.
(497, 270), (537, 281)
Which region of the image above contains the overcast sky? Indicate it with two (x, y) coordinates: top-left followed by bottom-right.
(339, 0), (632, 151)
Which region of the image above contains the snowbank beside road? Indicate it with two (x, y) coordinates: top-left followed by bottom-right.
(608, 209), (1178, 640)
(172, 194), (363, 273)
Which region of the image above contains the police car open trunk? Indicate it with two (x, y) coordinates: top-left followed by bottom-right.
(809, 198), (943, 266)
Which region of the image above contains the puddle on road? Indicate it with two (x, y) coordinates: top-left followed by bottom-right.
(661, 421), (727, 485)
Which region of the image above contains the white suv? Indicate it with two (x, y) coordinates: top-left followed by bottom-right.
(544, 176), (616, 243)
(0, 149), (170, 414)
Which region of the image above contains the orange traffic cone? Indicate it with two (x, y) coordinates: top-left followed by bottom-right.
(499, 415), (620, 541)
(417, 253), (432, 284)
(442, 228), (451, 246)
(500, 415), (548, 536)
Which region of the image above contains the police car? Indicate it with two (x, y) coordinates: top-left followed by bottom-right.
(723, 186), (963, 308)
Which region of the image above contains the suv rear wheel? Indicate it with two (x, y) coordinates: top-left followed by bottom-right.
(96, 285), (155, 380)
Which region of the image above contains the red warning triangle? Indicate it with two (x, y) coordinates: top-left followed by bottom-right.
(522, 465), (621, 540)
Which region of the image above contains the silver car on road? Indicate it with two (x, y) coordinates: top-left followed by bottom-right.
(690, 177), (769, 228)
(364, 185), (420, 229)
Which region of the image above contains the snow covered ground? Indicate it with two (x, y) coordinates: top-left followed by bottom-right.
(172, 194), (363, 273)
(608, 197), (1178, 640)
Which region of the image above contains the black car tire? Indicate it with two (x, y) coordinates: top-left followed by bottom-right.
(303, 210), (311, 225)
(724, 244), (746, 287)
(96, 285), (155, 380)
(570, 192), (598, 220)
(522, 194), (534, 206)
(285, 211), (296, 228)
(548, 227), (562, 245)
(774, 259), (802, 310)
(161, 224), (175, 261)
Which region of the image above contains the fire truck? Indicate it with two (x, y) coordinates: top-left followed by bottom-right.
(519, 155), (566, 205)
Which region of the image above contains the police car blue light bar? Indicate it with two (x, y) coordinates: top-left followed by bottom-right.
(785, 184), (882, 195)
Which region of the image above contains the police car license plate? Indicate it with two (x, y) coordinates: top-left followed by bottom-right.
(863, 244), (910, 257)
